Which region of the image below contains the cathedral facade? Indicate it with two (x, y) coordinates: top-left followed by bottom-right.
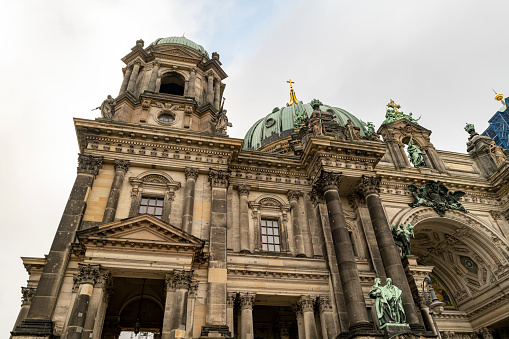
(10, 36), (509, 339)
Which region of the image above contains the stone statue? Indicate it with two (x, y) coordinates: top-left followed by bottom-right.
(391, 223), (414, 258)
(95, 95), (116, 119)
(308, 104), (323, 136)
(407, 135), (426, 167)
(369, 278), (406, 327)
(406, 112), (421, 125)
(489, 141), (508, 167)
(382, 109), (396, 125)
(345, 119), (361, 140)
(408, 180), (468, 217)
(464, 123), (479, 141)
(214, 109), (232, 134)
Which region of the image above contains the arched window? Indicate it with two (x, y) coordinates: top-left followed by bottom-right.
(159, 72), (185, 96)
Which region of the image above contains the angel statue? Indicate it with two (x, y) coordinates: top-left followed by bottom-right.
(94, 95), (116, 119)
(407, 135), (426, 167)
(391, 223), (415, 258)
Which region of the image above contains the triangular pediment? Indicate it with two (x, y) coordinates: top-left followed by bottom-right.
(382, 118), (431, 134)
(78, 214), (204, 250)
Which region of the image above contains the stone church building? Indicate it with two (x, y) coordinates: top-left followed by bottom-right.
(10, 36), (509, 339)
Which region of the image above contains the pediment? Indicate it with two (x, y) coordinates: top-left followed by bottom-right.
(77, 214), (204, 250)
(382, 118), (431, 134)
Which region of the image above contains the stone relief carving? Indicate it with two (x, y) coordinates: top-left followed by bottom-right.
(408, 180), (467, 217)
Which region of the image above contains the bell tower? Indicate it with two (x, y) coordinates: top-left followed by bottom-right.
(113, 37), (228, 134)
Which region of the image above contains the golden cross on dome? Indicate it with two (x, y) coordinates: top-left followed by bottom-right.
(387, 99), (401, 113)
(287, 79), (295, 89)
(286, 79), (300, 106)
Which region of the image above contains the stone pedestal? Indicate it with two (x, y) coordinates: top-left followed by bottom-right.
(382, 323), (412, 339)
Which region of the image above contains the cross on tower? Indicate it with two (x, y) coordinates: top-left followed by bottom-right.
(387, 99), (401, 112)
(287, 79), (295, 89)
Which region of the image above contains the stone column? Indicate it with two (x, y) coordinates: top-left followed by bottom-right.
(299, 194), (314, 258)
(293, 303), (305, 339)
(188, 68), (196, 98)
(288, 190), (306, 257)
(214, 80), (221, 110)
(119, 65), (133, 95)
(162, 270), (194, 339)
(305, 193), (322, 257)
(81, 272), (110, 339)
(65, 264), (101, 339)
(10, 287), (36, 339)
(357, 175), (423, 331)
(207, 74), (214, 104)
(102, 160), (129, 223)
(12, 154), (102, 338)
(298, 295), (319, 339)
(313, 170), (372, 332)
(147, 61), (161, 92)
(202, 169), (231, 337)
(186, 282), (199, 339)
(318, 296), (335, 339)
(239, 293), (255, 339)
(238, 185), (251, 253)
(226, 292), (236, 336)
(182, 167), (199, 234)
(127, 61), (141, 94)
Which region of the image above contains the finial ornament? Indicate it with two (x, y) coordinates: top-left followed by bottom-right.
(493, 89), (504, 102)
(287, 79), (301, 106)
(386, 99), (401, 114)
(382, 100), (420, 126)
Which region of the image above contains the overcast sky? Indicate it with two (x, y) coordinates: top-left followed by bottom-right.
(1, 0), (508, 336)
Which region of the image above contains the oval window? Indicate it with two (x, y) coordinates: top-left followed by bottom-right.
(158, 113), (175, 123)
(266, 118), (276, 128)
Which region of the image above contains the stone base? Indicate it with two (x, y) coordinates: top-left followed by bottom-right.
(11, 319), (53, 337)
(337, 323), (384, 339)
(381, 323), (412, 339)
(200, 325), (232, 338)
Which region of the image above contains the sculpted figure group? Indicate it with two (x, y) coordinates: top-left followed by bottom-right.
(391, 223), (414, 258)
(408, 180), (467, 217)
(369, 278), (406, 327)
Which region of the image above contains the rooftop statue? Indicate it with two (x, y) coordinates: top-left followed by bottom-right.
(213, 98), (232, 134)
(369, 278), (406, 328)
(382, 100), (421, 126)
(362, 121), (382, 141)
(391, 223), (414, 258)
(407, 135), (426, 167)
(489, 140), (508, 167)
(408, 180), (468, 217)
(94, 95), (116, 119)
(464, 123), (479, 140)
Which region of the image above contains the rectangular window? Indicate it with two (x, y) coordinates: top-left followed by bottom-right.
(139, 196), (164, 219)
(261, 218), (281, 252)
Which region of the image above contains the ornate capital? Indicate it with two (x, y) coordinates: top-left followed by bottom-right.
(21, 287), (36, 305)
(166, 270), (194, 290)
(152, 61), (160, 68)
(209, 168), (230, 188)
(114, 159), (129, 173)
(239, 292), (256, 310)
(318, 296), (332, 313)
(357, 175), (381, 197)
(313, 170), (342, 194)
(75, 263), (101, 285)
(78, 154), (103, 176)
(188, 281), (199, 298)
(227, 292), (237, 307)
(297, 295), (316, 313)
(96, 271), (112, 289)
(133, 60), (142, 67)
(441, 331), (456, 339)
(237, 184), (250, 197)
(490, 210), (502, 219)
(476, 327), (493, 339)
(287, 190), (301, 202)
(185, 167), (199, 180)
(292, 302), (303, 315)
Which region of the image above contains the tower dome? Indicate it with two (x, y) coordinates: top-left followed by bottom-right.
(149, 36), (209, 58)
(243, 101), (367, 150)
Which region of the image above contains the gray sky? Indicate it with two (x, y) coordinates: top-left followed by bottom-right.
(1, 0), (508, 335)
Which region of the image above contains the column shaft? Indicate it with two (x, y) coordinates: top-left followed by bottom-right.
(238, 185), (250, 253)
(296, 310), (305, 339)
(182, 168), (198, 234)
(66, 283), (94, 339)
(288, 191), (306, 257)
(324, 188), (371, 330)
(147, 62), (160, 92)
(226, 292), (236, 336)
(299, 196), (314, 257)
(239, 293), (255, 339)
(127, 62), (141, 93)
(81, 283), (106, 339)
(214, 80), (221, 109)
(162, 271), (193, 339)
(13, 155), (102, 337)
(119, 66), (133, 95)
(207, 75), (214, 104)
(188, 69), (196, 98)
(102, 160), (129, 224)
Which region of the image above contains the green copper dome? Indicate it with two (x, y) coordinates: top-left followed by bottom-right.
(149, 36), (209, 58)
(243, 101), (367, 150)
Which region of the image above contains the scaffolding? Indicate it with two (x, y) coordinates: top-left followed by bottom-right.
(482, 98), (509, 148)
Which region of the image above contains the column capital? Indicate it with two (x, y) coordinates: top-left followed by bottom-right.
(152, 61), (161, 67)
(292, 302), (303, 315)
(165, 270), (194, 290)
(287, 190), (301, 202)
(297, 295), (316, 313)
(209, 168), (230, 188)
(114, 159), (129, 173)
(21, 287), (36, 305)
(318, 296), (332, 313)
(357, 175), (382, 197)
(189, 281), (199, 298)
(185, 167), (199, 180)
(132, 60), (142, 67)
(77, 154), (103, 175)
(237, 184), (250, 197)
(313, 170), (342, 193)
(239, 292), (256, 310)
(96, 271), (112, 289)
(75, 263), (101, 285)
(227, 292), (237, 307)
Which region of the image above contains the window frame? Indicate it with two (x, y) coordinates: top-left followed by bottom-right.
(260, 217), (282, 253)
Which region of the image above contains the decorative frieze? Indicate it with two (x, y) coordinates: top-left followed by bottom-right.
(185, 167), (199, 180)
(239, 292), (256, 310)
(209, 168), (230, 188)
(77, 154), (103, 175)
